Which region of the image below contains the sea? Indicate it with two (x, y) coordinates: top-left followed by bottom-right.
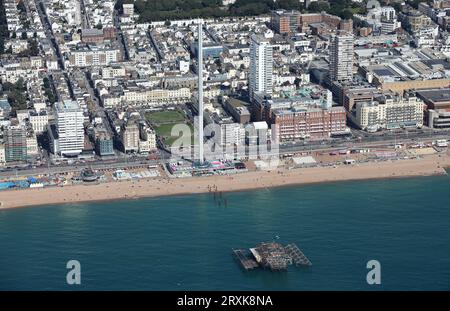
(1, 174), (450, 291)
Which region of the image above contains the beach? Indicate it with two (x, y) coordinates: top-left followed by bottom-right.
(1, 153), (449, 209)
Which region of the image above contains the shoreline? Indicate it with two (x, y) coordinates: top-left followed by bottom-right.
(1, 154), (449, 210)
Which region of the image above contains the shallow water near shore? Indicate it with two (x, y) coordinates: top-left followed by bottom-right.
(1, 175), (450, 290)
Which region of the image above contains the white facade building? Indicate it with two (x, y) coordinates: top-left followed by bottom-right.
(329, 31), (354, 82)
(26, 134), (38, 155)
(355, 95), (424, 132)
(249, 34), (273, 99)
(121, 122), (140, 153)
(122, 3), (134, 16)
(219, 122), (245, 146)
(55, 101), (85, 156)
(28, 110), (49, 134)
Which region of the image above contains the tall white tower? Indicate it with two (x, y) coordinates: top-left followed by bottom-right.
(329, 31), (354, 82)
(249, 34), (273, 99)
(198, 22), (204, 164)
(56, 100), (85, 156)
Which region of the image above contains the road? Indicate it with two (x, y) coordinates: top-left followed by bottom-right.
(2, 128), (448, 179)
(113, 9), (130, 61)
(79, 0), (90, 28)
(36, 0), (64, 69)
(0, 155), (168, 179)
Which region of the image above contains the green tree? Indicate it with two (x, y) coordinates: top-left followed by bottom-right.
(17, 0), (26, 13)
(406, 0), (422, 9)
(43, 77), (51, 89)
(276, 0), (300, 11)
(6, 78), (28, 112)
(308, 1), (330, 12)
(391, 2), (404, 13)
(340, 9), (353, 20)
(28, 39), (39, 56)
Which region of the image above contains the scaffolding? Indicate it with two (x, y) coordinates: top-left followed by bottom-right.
(233, 242), (312, 271)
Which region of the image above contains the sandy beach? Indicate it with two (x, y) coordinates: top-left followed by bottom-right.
(1, 154), (449, 209)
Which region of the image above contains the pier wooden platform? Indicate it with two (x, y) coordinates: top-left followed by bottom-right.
(232, 242), (312, 271)
(233, 249), (259, 270)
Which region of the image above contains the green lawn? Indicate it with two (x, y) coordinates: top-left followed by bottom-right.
(155, 123), (195, 147)
(145, 110), (185, 124)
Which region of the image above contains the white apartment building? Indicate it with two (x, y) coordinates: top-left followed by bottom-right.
(122, 3), (134, 16)
(329, 31), (354, 82)
(28, 110), (49, 134)
(26, 134), (38, 155)
(0, 67), (39, 84)
(15, 110), (49, 134)
(355, 95), (424, 132)
(121, 122), (140, 153)
(377, 6), (397, 21)
(55, 101), (85, 156)
(138, 137), (156, 153)
(102, 88), (191, 108)
(381, 20), (397, 34)
(68, 47), (121, 67)
(138, 122), (157, 153)
(249, 34), (273, 99)
(102, 66), (126, 79)
(219, 122), (245, 147)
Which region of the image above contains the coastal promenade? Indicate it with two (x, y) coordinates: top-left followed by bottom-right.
(1, 154), (449, 209)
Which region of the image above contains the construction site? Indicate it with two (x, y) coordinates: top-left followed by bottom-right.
(233, 242), (312, 271)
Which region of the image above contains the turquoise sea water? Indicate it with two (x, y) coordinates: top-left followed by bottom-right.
(1, 175), (450, 290)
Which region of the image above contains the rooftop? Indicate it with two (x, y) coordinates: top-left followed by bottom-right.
(56, 100), (81, 112)
(0, 99), (11, 109)
(416, 88), (450, 102)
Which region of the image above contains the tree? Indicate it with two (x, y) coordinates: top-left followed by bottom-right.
(392, 2), (403, 13)
(339, 9), (353, 20)
(406, 0), (422, 9)
(308, 1), (330, 13)
(28, 39), (39, 56)
(17, 0), (26, 13)
(276, 0), (300, 11)
(6, 78), (28, 112)
(42, 77), (56, 104)
(15, 78), (26, 91)
(134, 0), (146, 14)
(43, 77), (51, 89)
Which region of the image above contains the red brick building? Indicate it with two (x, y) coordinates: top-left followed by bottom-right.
(270, 10), (300, 34)
(81, 29), (104, 44)
(103, 27), (117, 40)
(273, 107), (347, 140)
